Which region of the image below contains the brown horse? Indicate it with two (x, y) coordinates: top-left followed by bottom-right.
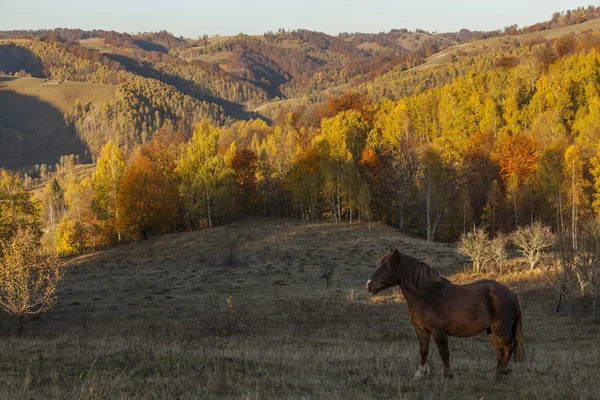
(366, 249), (524, 379)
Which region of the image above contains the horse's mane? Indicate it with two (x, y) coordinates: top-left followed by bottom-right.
(386, 252), (443, 297)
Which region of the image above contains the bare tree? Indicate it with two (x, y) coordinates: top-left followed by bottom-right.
(543, 231), (575, 313)
(222, 233), (239, 267)
(0, 227), (63, 333)
(489, 233), (510, 273)
(576, 219), (600, 323)
(320, 265), (335, 288)
(457, 226), (493, 273)
(512, 221), (553, 271)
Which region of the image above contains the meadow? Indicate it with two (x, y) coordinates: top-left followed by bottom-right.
(0, 218), (598, 399)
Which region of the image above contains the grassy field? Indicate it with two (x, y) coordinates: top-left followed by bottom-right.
(0, 76), (116, 115)
(0, 218), (597, 399)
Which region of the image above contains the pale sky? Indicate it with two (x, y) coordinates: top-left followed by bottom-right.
(0, 0), (593, 38)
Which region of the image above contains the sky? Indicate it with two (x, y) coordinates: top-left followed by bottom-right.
(0, 0), (593, 38)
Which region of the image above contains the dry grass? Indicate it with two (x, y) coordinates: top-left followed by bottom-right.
(0, 217), (598, 399)
(0, 76), (116, 115)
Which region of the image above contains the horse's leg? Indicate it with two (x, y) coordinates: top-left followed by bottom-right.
(490, 324), (515, 377)
(487, 331), (505, 378)
(413, 328), (431, 379)
(432, 330), (452, 378)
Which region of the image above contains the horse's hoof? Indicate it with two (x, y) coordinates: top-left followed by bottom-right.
(412, 365), (430, 380)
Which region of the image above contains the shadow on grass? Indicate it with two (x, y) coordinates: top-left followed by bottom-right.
(0, 89), (90, 169)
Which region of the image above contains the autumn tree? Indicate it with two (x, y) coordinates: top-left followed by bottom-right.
(40, 178), (64, 226)
(0, 227), (62, 333)
(0, 169), (39, 240)
(56, 217), (88, 255)
(230, 148), (259, 214)
(91, 141), (126, 242)
(591, 142), (600, 217)
(316, 110), (369, 222)
(421, 147), (448, 242)
(492, 135), (539, 228)
(115, 148), (180, 240)
(328, 92), (374, 126)
(178, 119), (234, 228)
(563, 145), (589, 247)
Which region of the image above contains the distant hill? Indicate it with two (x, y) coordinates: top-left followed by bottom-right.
(1, 6), (600, 169)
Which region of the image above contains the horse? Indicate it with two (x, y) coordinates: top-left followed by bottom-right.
(366, 249), (524, 379)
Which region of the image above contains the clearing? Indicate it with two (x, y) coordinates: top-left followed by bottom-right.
(0, 218), (597, 399)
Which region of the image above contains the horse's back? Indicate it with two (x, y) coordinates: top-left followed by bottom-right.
(434, 279), (519, 338)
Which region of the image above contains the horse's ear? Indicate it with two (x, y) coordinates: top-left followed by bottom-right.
(389, 247), (394, 253)
(390, 248), (401, 264)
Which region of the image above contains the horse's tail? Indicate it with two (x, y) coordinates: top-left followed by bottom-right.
(514, 296), (525, 362)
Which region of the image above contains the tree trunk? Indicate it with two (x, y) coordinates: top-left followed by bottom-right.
(18, 315), (24, 336)
(206, 189), (212, 228)
(572, 159), (577, 249)
(513, 187), (518, 228)
(426, 177), (432, 243)
(529, 183), (534, 224)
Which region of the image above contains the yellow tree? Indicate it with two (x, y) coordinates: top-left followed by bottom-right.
(590, 142), (600, 217)
(0, 169), (39, 240)
(317, 110), (369, 222)
(564, 145), (590, 247)
(91, 141), (126, 242)
(178, 120), (234, 228)
(0, 227), (62, 333)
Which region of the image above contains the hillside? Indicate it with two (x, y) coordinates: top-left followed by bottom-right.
(2, 11), (600, 168)
(0, 75), (115, 169)
(0, 218), (597, 398)
(415, 17), (600, 71)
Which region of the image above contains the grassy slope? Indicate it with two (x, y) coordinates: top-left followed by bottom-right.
(0, 76), (116, 114)
(0, 76), (115, 169)
(0, 218), (597, 399)
(415, 18), (600, 71)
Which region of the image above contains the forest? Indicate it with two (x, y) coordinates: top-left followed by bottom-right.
(1, 6), (600, 252)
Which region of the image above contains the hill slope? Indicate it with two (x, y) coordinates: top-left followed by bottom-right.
(0, 76), (116, 168)
(0, 218), (597, 398)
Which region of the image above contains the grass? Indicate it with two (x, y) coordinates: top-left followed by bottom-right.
(0, 217), (598, 399)
(0, 76), (116, 115)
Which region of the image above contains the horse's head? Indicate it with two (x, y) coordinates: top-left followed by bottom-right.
(366, 248), (401, 295)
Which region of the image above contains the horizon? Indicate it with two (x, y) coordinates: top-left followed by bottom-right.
(0, 0), (592, 39)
